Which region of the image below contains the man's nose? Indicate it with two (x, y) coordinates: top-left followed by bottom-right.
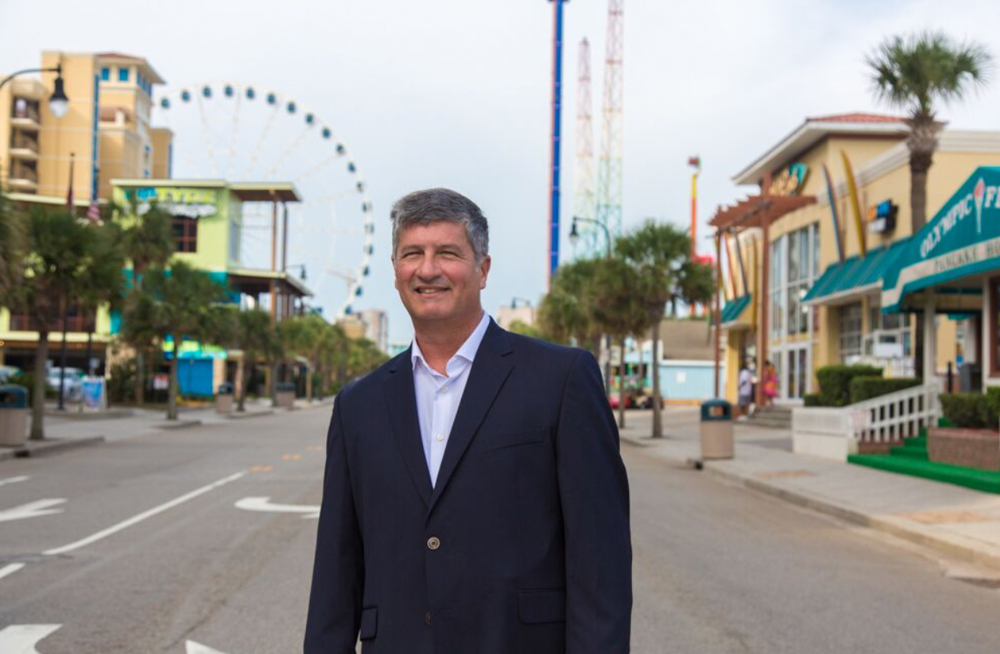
(415, 254), (442, 279)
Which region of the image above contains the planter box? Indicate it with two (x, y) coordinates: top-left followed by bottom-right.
(791, 406), (859, 462)
(928, 427), (1000, 471)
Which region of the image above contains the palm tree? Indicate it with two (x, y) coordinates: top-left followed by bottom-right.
(590, 256), (647, 429)
(10, 207), (125, 439)
(0, 190), (24, 299)
(126, 261), (229, 420)
(115, 201), (175, 406)
(537, 258), (603, 358)
(225, 307), (280, 412)
(867, 32), (992, 232)
(615, 221), (691, 438)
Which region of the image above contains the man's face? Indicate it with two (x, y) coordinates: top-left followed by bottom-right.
(393, 220), (491, 326)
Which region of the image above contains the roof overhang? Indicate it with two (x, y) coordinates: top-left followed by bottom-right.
(710, 195), (816, 231)
(732, 119), (908, 187)
(227, 267), (313, 297)
(230, 182), (301, 203)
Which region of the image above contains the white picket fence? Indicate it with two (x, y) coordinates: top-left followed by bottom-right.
(791, 381), (942, 461)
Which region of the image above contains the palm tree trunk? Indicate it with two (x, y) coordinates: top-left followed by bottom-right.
(651, 321), (663, 439)
(617, 334), (627, 430)
(237, 355), (249, 412)
(167, 340), (179, 420)
(30, 332), (49, 441)
(306, 362), (314, 403)
(134, 350), (145, 407)
(603, 334), (613, 399)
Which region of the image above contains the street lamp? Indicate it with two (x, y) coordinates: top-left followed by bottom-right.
(570, 215), (612, 258)
(0, 64), (70, 118)
(285, 264), (307, 281)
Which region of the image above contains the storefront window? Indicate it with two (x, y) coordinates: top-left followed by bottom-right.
(770, 238), (784, 339)
(839, 303), (863, 361)
(992, 279), (1000, 376)
(864, 301), (912, 360)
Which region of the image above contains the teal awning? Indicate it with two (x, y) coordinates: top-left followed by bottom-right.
(803, 239), (909, 306)
(882, 167), (1000, 313)
(721, 294), (752, 324)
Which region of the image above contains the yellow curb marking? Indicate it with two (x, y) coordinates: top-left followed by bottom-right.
(250, 465), (274, 473)
(282, 454), (302, 461)
(898, 511), (996, 525)
(755, 470), (816, 480)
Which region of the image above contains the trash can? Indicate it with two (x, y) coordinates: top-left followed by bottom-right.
(275, 382), (296, 409)
(216, 382), (234, 414)
(0, 385), (29, 447)
(700, 398), (734, 460)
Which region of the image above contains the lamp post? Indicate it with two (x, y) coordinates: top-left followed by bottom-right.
(0, 64), (70, 117)
(569, 215), (611, 258)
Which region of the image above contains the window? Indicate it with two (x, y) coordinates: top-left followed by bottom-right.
(839, 303), (863, 361)
(101, 66), (110, 81)
(137, 72), (144, 90)
(118, 67), (130, 83)
(173, 216), (198, 253)
(864, 301), (911, 359)
(9, 297), (95, 333)
(770, 238), (784, 339)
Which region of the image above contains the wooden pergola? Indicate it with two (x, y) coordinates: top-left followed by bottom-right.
(709, 192), (817, 402)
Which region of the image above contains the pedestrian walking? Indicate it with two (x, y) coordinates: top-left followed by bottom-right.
(738, 358), (756, 419)
(762, 360), (778, 407)
(305, 188), (633, 653)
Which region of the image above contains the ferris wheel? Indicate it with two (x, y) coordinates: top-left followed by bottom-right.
(153, 81), (374, 318)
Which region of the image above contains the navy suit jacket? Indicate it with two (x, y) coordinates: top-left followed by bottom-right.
(305, 320), (632, 653)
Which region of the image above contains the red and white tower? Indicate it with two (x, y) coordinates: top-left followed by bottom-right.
(595, 0), (624, 247)
(572, 38), (597, 253)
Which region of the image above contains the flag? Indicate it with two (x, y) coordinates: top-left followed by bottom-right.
(65, 152), (75, 211)
(87, 199), (101, 224)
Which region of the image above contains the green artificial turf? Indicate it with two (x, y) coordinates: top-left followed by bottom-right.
(849, 449), (1000, 494)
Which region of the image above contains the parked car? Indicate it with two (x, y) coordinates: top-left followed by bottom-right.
(0, 365), (21, 384)
(46, 367), (85, 402)
(632, 391), (667, 410)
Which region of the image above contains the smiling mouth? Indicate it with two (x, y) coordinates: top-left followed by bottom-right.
(415, 288), (449, 295)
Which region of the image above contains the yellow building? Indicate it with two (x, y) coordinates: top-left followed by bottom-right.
(1, 51), (171, 201)
(715, 113), (1000, 405)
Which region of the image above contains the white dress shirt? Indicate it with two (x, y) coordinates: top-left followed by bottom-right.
(411, 311), (491, 487)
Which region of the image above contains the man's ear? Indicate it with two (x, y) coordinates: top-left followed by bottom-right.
(479, 255), (492, 289)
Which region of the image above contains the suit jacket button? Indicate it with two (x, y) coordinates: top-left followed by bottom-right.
(427, 536), (441, 550)
(425, 611), (432, 625)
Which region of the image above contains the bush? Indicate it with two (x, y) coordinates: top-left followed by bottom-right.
(940, 393), (993, 429)
(815, 364), (883, 407)
(849, 377), (922, 404)
(107, 360), (136, 404)
(803, 393), (822, 407)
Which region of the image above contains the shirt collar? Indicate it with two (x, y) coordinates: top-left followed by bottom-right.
(411, 311), (491, 372)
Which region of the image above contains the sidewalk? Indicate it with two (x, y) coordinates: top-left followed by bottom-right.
(619, 407), (1000, 573)
(0, 396), (334, 461)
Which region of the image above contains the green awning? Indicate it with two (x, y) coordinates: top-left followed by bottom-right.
(803, 239), (909, 306)
(721, 294), (752, 324)
(882, 167), (1000, 313)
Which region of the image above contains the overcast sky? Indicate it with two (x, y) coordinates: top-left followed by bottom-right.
(3, 0), (999, 343)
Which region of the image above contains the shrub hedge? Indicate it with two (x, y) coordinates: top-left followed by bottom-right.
(939, 388), (1000, 429)
(803, 393), (822, 407)
(849, 376), (923, 404)
(815, 364), (883, 407)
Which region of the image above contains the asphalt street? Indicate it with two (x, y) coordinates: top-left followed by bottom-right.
(0, 407), (998, 653)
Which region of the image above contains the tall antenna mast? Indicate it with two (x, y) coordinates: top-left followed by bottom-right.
(572, 38), (596, 254)
(595, 0), (624, 249)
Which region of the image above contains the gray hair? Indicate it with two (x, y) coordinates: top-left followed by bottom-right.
(390, 188), (489, 263)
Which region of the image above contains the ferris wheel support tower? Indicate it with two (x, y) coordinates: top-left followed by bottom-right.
(547, 0), (569, 287)
(595, 0), (624, 248)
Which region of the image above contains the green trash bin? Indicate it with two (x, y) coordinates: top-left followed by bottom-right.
(700, 398), (734, 460)
(0, 385), (29, 447)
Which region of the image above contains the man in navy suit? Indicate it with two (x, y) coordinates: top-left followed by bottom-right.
(305, 188), (632, 653)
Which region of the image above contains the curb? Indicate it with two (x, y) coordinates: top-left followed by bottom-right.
(0, 435), (106, 461)
(626, 435), (1000, 574)
(226, 410), (275, 420)
(155, 419), (203, 430)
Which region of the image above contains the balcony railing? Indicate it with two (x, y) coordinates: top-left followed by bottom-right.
(9, 165), (39, 184)
(10, 134), (40, 151)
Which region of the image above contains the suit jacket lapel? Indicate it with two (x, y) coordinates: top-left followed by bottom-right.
(383, 348), (433, 508)
(428, 321), (514, 514)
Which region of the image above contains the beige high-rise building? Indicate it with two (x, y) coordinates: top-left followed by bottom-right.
(1, 51), (171, 201)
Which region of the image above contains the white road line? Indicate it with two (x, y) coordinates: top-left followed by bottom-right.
(186, 640), (228, 653)
(0, 562), (26, 581)
(43, 471), (247, 556)
(235, 496), (320, 519)
(0, 624), (61, 653)
(0, 475), (30, 487)
(0, 499), (66, 523)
